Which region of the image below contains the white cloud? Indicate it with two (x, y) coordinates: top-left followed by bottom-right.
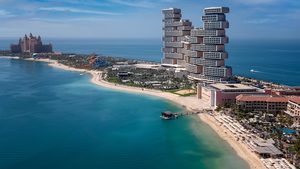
(47, 0), (112, 7)
(0, 9), (14, 17)
(39, 7), (120, 15)
(0, 9), (8, 15)
(244, 18), (277, 24)
(30, 17), (113, 22)
(109, 0), (156, 8)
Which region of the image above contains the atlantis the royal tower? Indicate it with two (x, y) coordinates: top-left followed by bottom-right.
(161, 8), (192, 66)
(162, 7), (232, 82)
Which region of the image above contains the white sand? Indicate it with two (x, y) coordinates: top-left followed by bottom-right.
(199, 113), (266, 169)
(0, 56), (20, 59)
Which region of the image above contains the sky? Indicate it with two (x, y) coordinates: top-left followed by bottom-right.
(0, 0), (299, 39)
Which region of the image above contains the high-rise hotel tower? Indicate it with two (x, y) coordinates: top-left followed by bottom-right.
(162, 7), (232, 82)
(161, 8), (192, 66)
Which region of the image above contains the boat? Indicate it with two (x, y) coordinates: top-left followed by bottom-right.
(160, 111), (178, 120)
(250, 69), (260, 73)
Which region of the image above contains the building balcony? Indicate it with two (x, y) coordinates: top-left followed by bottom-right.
(183, 50), (203, 58)
(164, 21), (192, 27)
(190, 51), (203, 58)
(189, 58), (225, 66)
(162, 47), (177, 53)
(163, 18), (180, 23)
(203, 52), (228, 59)
(177, 59), (186, 66)
(162, 8), (181, 14)
(164, 42), (183, 48)
(177, 26), (192, 31)
(162, 36), (178, 42)
(191, 44), (225, 52)
(203, 37), (228, 44)
(164, 30), (190, 37)
(188, 37), (203, 44)
(191, 29), (225, 37)
(202, 14), (225, 22)
(164, 53), (184, 59)
(164, 13), (181, 19)
(204, 7), (230, 14)
(203, 66), (232, 77)
(204, 21), (229, 30)
(161, 58), (176, 64)
(186, 64), (203, 73)
(163, 27), (176, 31)
(188, 73), (225, 82)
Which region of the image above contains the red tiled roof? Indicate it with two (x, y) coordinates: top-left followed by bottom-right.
(236, 94), (288, 103)
(289, 96), (300, 104)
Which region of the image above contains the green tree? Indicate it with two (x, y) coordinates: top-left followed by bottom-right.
(294, 137), (300, 156)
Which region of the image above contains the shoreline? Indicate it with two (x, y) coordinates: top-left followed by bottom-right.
(48, 60), (209, 111)
(198, 113), (266, 169)
(2, 56), (266, 169)
(48, 60), (265, 169)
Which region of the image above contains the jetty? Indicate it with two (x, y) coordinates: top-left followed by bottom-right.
(160, 110), (209, 120)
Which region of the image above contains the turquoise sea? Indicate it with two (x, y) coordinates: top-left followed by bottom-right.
(1, 38), (300, 85)
(0, 58), (249, 169)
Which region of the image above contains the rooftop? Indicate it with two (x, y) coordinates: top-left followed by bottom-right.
(210, 83), (257, 91)
(252, 139), (283, 155)
(204, 7), (230, 14)
(289, 96), (300, 104)
(161, 63), (185, 68)
(162, 8), (181, 12)
(236, 94), (288, 103)
(204, 7), (228, 10)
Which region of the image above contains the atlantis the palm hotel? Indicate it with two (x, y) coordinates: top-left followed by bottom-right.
(161, 6), (300, 121)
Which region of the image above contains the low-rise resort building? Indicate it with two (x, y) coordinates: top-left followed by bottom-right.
(236, 94), (288, 113)
(197, 83), (262, 107)
(285, 96), (300, 123)
(275, 87), (300, 96)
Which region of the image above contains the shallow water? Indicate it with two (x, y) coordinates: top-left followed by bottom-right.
(0, 58), (248, 169)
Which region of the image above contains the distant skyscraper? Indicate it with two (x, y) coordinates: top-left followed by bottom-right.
(10, 33), (53, 53)
(162, 7), (232, 82)
(161, 8), (192, 66)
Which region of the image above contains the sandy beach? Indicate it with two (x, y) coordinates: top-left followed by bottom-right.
(19, 58), (265, 169)
(48, 61), (208, 111)
(0, 56), (20, 59)
(198, 113), (266, 169)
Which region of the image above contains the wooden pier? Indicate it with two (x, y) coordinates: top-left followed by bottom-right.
(160, 110), (212, 120)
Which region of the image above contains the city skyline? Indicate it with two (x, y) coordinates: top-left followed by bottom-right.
(0, 0), (299, 39)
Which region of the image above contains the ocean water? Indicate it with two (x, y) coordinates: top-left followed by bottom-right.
(228, 39), (300, 86)
(0, 58), (249, 169)
(1, 38), (299, 85)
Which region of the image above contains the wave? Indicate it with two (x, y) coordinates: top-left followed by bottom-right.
(250, 69), (261, 73)
(249, 66), (300, 76)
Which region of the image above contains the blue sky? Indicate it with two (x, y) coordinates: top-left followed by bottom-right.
(0, 0), (299, 39)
